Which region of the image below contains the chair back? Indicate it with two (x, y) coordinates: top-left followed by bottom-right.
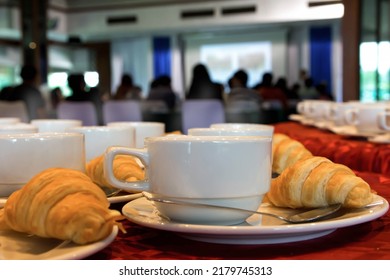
(0, 101), (29, 122)
(261, 99), (284, 124)
(141, 100), (169, 114)
(225, 99), (262, 123)
(181, 99), (225, 134)
(102, 100), (142, 124)
(57, 101), (98, 126)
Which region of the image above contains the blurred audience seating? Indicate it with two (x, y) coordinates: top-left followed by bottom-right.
(102, 100), (142, 124)
(225, 99), (263, 124)
(57, 101), (98, 126)
(181, 99), (225, 134)
(0, 101), (29, 123)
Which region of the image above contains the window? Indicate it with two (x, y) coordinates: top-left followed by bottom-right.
(360, 41), (390, 102)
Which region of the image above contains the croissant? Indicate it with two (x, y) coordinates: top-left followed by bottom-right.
(0, 168), (124, 245)
(272, 133), (312, 174)
(86, 154), (145, 190)
(265, 156), (374, 208)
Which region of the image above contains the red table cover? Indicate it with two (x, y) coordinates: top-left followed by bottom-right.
(273, 122), (390, 176)
(85, 122), (390, 260)
(87, 171), (390, 260)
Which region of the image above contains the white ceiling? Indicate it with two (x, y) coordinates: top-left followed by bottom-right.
(51, 0), (237, 10)
(0, 0), (342, 43)
(58, 0), (342, 10)
(60, 0), (343, 41)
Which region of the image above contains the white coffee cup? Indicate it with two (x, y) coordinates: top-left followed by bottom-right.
(188, 127), (272, 138)
(31, 119), (82, 132)
(326, 102), (356, 126)
(209, 123), (274, 137)
(104, 135), (272, 225)
(0, 118), (20, 125)
(107, 122), (165, 148)
(66, 125), (135, 162)
(378, 111), (390, 131)
(297, 100), (322, 118)
(344, 103), (390, 133)
(0, 132), (85, 197)
(296, 100), (310, 116)
(298, 100), (334, 121)
(0, 123), (38, 134)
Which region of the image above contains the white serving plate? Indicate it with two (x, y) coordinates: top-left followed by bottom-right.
(122, 195), (388, 245)
(368, 134), (390, 144)
(0, 192), (142, 208)
(108, 192), (142, 204)
(328, 125), (382, 138)
(0, 226), (118, 260)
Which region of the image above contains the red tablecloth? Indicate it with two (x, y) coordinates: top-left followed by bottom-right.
(273, 122), (390, 176)
(87, 171), (390, 260)
(85, 123), (390, 260)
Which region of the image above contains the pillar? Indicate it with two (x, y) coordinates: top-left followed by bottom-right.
(341, 0), (361, 101)
(19, 0), (48, 84)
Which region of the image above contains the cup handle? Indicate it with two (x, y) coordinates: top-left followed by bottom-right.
(306, 104), (316, 117)
(297, 102), (304, 114)
(344, 108), (358, 126)
(104, 146), (150, 192)
(327, 105), (336, 121)
(378, 112), (390, 130)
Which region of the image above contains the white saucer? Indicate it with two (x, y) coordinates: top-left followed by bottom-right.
(288, 114), (305, 122)
(300, 118), (316, 126)
(0, 192), (142, 208)
(368, 134), (390, 144)
(313, 121), (333, 130)
(289, 114), (332, 129)
(108, 192), (142, 204)
(0, 226), (118, 260)
(329, 125), (381, 138)
(122, 195), (389, 245)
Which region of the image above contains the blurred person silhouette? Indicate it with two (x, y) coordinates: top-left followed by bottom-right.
(0, 86), (14, 100)
(255, 72), (288, 111)
(50, 87), (63, 110)
(299, 69), (309, 87)
(227, 69), (261, 103)
(290, 83), (301, 100)
(147, 75), (178, 110)
(316, 82), (333, 100)
(66, 74), (90, 101)
(275, 77), (299, 100)
(47, 87), (64, 118)
(186, 63), (223, 100)
(112, 73), (142, 100)
(298, 77), (320, 100)
(66, 73), (103, 123)
(9, 65), (46, 120)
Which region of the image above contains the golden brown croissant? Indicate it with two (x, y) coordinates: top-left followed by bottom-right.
(272, 133), (312, 174)
(86, 154), (145, 190)
(265, 156), (374, 208)
(0, 168), (124, 245)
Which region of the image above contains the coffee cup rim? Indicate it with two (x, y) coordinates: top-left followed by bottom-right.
(108, 121), (165, 127)
(0, 123), (37, 129)
(0, 132), (83, 140)
(211, 123), (273, 128)
(67, 125), (135, 132)
(189, 127), (273, 132)
(30, 119), (82, 123)
(146, 134), (272, 143)
(0, 117), (20, 122)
